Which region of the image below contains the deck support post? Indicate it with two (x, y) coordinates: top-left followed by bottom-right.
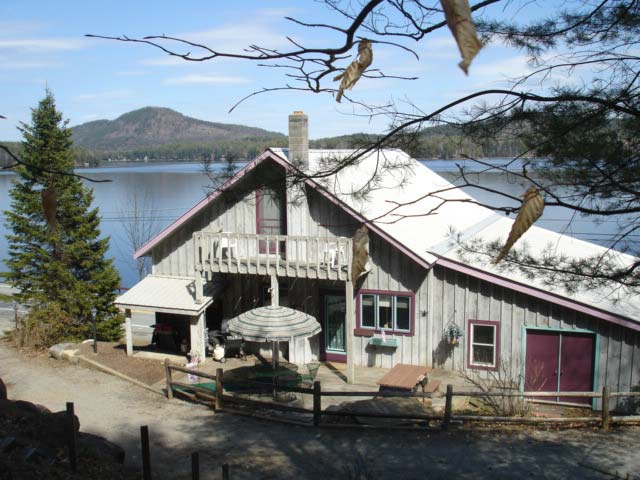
(190, 312), (207, 363)
(345, 278), (355, 384)
(270, 275), (281, 369)
(270, 274), (279, 306)
(194, 270), (204, 304)
(124, 309), (133, 357)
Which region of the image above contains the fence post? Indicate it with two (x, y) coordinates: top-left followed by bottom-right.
(442, 384), (453, 430)
(215, 368), (224, 411)
(165, 358), (174, 400)
(313, 381), (322, 427)
(191, 452), (199, 480)
(601, 386), (610, 431)
(141, 425), (152, 480)
(66, 402), (78, 472)
(222, 463), (230, 480)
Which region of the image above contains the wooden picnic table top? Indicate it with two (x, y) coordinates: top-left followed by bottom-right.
(376, 364), (431, 390)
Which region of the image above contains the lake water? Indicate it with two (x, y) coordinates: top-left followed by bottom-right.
(0, 159), (631, 288)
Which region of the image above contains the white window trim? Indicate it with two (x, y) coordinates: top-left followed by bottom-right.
(359, 293), (411, 332)
(470, 323), (497, 367)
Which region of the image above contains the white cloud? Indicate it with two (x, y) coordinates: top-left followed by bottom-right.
(0, 38), (89, 51)
(140, 16), (292, 67)
(0, 20), (47, 37)
(141, 56), (193, 67)
(0, 58), (59, 69)
(74, 90), (134, 102)
(473, 55), (532, 79)
(164, 74), (250, 86)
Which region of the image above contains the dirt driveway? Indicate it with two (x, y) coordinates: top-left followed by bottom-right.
(1, 342), (638, 480)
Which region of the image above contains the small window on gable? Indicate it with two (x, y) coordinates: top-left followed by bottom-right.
(468, 320), (500, 370)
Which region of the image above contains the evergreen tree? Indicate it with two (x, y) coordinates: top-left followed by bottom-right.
(4, 91), (122, 342)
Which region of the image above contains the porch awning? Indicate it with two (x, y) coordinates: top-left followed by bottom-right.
(115, 275), (222, 315)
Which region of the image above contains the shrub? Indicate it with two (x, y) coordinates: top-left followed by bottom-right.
(8, 303), (123, 348)
(462, 357), (532, 417)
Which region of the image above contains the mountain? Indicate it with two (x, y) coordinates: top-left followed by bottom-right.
(71, 107), (285, 151)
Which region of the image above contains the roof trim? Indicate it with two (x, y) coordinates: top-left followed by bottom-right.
(116, 303), (212, 316)
(134, 149), (277, 259)
(434, 256), (640, 332)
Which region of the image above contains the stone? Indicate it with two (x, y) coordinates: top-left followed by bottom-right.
(48, 342), (78, 360)
(79, 432), (125, 464)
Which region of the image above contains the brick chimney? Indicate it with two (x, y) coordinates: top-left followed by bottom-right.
(288, 111), (308, 170)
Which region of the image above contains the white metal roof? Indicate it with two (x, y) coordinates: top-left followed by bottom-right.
(271, 148), (640, 323)
(115, 275), (218, 315)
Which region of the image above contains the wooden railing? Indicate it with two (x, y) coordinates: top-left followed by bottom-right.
(164, 361), (640, 431)
(193, 231), (352, 281)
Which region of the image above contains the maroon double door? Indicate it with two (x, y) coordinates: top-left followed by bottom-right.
(525, 330), (595, 405)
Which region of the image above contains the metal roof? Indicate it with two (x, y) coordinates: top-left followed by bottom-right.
(115, 275), (221, 315)
(133, 146), (640, 328)
(271, 148), (640, 327)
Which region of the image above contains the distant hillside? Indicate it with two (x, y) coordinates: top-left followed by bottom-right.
(71, 107), (285, 151)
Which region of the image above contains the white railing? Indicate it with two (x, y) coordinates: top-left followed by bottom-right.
(193, 231), (352, 281)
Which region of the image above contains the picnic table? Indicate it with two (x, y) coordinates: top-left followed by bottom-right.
(377, 364), (439, 393)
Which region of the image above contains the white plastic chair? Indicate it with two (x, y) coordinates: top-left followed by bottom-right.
(216, 233), (238, 259)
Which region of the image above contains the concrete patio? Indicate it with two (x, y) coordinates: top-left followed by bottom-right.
(140, 350), (473, 412)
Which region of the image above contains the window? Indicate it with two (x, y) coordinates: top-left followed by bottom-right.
(467, 320), (500, 370)
(358, 291), (413, 334)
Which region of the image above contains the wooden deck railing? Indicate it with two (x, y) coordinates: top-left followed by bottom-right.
(164, 361), (640, 430)
(193, 231), (352, 281)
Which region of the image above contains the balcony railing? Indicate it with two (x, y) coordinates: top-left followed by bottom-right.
(194, 231), (352, 281)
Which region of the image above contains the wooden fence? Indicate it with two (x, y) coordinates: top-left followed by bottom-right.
(164, 360), (640, 431)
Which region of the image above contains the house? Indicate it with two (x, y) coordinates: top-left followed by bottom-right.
(116, 111), (640, 408)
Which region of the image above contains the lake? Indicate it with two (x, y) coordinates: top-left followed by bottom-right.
(0, 159), (631, 288)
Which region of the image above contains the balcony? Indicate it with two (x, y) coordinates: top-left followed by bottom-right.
(193, 231), (352, 281)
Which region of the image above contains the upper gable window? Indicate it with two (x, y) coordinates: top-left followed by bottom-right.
(256, 188), (286, 235)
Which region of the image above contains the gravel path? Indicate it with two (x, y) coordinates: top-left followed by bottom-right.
(1, 341), (639, 479)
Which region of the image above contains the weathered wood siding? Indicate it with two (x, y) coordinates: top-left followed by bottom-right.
(431, 265), (640, 405)
(287, 185), (431, 368)
(152, 163), (282, 276)
(352, 232), (430, 368)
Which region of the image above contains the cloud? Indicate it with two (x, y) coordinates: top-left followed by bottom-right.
(0, 38), (89, 51)
(164, 74), (250, 86)
(0, 20), (47, 37)
(74, 90), (134, 102)
(0, 57), (60, 69)
(255, 7), (297, 17)
(140, 16), (291, 67)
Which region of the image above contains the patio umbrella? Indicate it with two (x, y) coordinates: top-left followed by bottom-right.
(228, 305), (320, 368)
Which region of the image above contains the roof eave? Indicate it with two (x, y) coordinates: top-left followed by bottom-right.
(433, 255), (640, 331)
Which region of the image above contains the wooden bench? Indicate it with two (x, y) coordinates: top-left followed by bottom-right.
(377, 364), (432, 392)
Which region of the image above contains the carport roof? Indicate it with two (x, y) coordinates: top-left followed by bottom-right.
(115, 275), (220, 315)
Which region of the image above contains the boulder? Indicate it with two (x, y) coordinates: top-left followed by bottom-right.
(32, 410), (80, 448)
(0, 378), (6, 400)
(78, 432), (126, 464)
(48, 342), (77, 360)
(0, 399), (50, 418)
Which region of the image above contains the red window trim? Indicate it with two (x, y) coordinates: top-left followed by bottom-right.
(255, 187), (286, 235)
(466, 319), (500, 371)
(355, 289), (415, 337)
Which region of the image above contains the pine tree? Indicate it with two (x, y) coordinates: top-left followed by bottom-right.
(4, 91), (122, 342)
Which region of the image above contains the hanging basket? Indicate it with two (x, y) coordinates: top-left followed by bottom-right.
(446, 324), (463, 346)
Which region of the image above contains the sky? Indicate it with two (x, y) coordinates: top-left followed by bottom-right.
(0, 0), (573, 141)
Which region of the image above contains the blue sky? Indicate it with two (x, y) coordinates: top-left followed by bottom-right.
(1, 0), (573, 141)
